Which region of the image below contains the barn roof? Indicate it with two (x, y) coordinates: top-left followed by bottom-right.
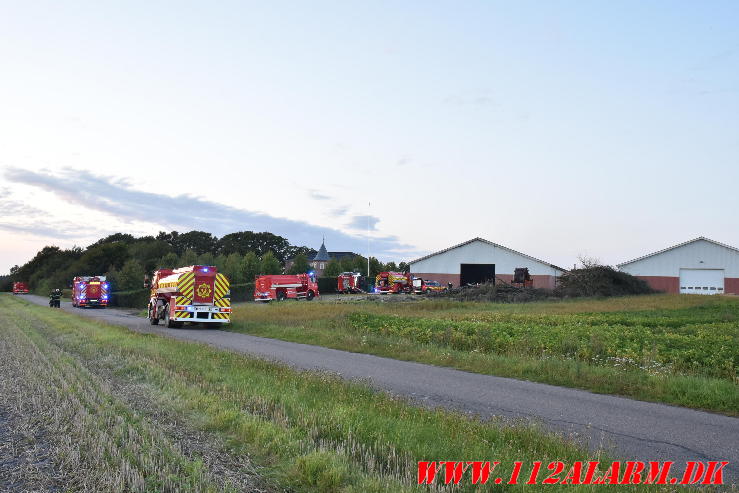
(617, 236), (739, 267)
(409, 237), (566, 272)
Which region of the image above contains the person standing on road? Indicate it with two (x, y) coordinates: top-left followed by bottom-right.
(49, 288), (62, 308)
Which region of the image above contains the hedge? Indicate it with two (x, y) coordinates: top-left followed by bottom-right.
(110, 289), (150, 308)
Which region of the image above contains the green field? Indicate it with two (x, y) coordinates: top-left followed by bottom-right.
(2, 294), (651, 492)
(229, 294), (739, 415)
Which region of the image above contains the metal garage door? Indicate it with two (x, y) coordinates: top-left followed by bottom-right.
(679, 269), (724, 295)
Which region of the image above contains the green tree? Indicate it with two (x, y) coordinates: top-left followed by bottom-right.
(384, 261), (398, 272)
(158, 252), (179, 269)
(368, 257), (383, 281)
(288, 253), (309, 274)
(197, 252), (215, 266)
(117, 259), (146, 291)
(105, 264), (120, 290)
(223, 253), (244, 283)
(178, 231), (218, 255)
(179, 249), (198, 267)
(323, 258), (343, 277)
(352, 255), (369, 276)
(339, 256), (356, 273)
(240, 251), (260, 281)
(259, 251), (282, 275)
(129, 240), (172, 272)
(398, 261), (409, 272)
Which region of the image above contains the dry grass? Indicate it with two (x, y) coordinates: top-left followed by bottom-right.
(0, 300), (262, 492)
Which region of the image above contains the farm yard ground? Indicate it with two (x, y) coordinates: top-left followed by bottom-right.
(231, 294), (739, 415)
(12, 293), (739, 487)
(1, 294), (624, 493)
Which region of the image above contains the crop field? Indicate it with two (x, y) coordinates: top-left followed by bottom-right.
(230, 294), (739, 415)
(5, 293), (678, 492)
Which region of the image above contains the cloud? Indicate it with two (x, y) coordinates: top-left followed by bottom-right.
(308, 189), (331, 201)
(0, 198), (112, 239)
(3, 167), (413, 259)
(346, 215), (380, 231)
(329, 206), (349, 217)
(396, 155), (412, 167)
(444, 93), (496, 107)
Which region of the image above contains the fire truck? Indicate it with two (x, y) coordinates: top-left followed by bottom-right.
(12, 282), (29, 295)
(147, 265), (230, 328)
(375, 271), (412, 294)
(337, 272), (364, 294)
(254, 273), (319, 301)
(72, 276), (110, 308)
(412, 278), (447, 294)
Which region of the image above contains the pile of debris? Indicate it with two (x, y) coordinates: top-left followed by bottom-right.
(437, 280), (552, 303)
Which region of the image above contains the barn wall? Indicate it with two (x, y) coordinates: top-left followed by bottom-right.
(410, 273), (460, 287)
(619, 240), (739, 277)
(635, 276), (680, 294)
(724, 278), (739, 295)
(410, 240), (563, 277)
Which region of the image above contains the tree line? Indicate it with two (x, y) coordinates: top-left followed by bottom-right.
(3, 230), (407, 293)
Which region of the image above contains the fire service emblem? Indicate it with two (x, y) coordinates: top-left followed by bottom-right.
(197, 282), (212, 298)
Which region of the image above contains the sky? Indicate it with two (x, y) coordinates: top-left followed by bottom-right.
(1, 1), (738, 273)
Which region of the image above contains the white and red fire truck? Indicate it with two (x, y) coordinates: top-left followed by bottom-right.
(147, 265), (231, 327)
(254, 273), (319, 301)
(412, 278), (447, 294)
(12, 282), (29, 295)
(72, 276), (110, 308)
(337, 272), (364, 294)
(375, 271), (412, 294)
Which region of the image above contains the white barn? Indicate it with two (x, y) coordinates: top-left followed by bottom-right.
(617, 237), (739, 295)
(409, 238), (566, 289)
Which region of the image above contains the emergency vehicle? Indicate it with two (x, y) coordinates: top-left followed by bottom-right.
(375, 271), (412, 294)
(12, 282), (29, 295)
(72, 276), (110, 308)
(412, 278), (446, 294)
(337, 272), (364, 294)
(147, 265), (230, 328)
(254, 273), (319, 301)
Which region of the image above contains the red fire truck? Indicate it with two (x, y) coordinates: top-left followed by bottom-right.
(147, 265), (230, 328)
(72, 276), (110, 308)
(12, 282), (29, 295)
(337, 272), (364, 294)
(412, 278), (447, 294)
(375, 271), (412, 294)
(254, 273), (319, 301)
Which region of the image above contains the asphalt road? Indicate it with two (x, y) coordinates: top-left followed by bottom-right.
(22, 295), (739, 484)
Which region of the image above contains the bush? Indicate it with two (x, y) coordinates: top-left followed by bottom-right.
(111, 289), (150, 308)
(230, 283), (255, 302)
(317, 277), (336, 294)
(556, 265), (654, 298)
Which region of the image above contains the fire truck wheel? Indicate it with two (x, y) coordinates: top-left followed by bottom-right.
(164, 305), (175, 328)
(306, 290), (315, 301)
